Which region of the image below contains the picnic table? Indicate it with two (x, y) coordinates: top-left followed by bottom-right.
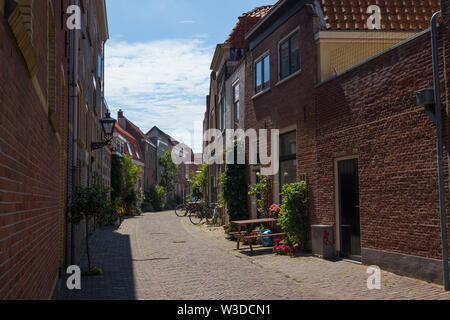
(230, 218), (287, 254)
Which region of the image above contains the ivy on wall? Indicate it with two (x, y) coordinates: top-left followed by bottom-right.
(221, 163), (248, 221)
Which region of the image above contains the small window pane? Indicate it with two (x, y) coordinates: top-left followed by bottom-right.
(280, 160), (297, 187)
(280, 40), (290, 79)
(233, 83), (239, 103)
(256, 61), (263, 92)
(263, 55), (270, 87)
(290, 32), (301, 73)
(280, 131), (297, 157)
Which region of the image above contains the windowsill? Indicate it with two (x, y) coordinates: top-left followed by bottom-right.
(251, 87), (271, 100)
(276, 69), (302, 87)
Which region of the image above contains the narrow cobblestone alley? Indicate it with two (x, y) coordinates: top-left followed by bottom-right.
(54, 212), (450, 300)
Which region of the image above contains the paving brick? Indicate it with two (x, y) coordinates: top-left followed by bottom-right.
(54, 211), (450, 300)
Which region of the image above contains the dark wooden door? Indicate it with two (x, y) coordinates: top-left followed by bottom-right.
(338, 158), (361, 260)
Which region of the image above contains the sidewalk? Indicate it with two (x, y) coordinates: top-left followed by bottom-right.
(185, 219), (450, 300)
(54, 211), (450, 300)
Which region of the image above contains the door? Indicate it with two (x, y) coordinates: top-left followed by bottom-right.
(338, 158), (361, 260)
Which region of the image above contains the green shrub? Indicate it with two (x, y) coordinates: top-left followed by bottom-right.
(147, 185), (166, 211)
(70, 181), (110, 272)
(141, 201), (154, 213)
(159, 150), (178, 194)
(190, 164), (208, 201)
(278, 182), (309, 250)
(111, 155), (123, 201)
(248, 175), (270, 218)
(222, 164), (248, 221)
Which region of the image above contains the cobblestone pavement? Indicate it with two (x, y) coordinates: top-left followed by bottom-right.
(55, 211), (450, 300)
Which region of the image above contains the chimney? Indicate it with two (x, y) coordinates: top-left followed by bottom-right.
(118, 109), (124, 119)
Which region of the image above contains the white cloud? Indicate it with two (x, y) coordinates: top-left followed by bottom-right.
(178, 20), (195, 24)
(105, 38), (213, 152)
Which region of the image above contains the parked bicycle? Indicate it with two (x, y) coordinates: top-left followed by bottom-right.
(175, 204), (188, 217)
(189, 202), (222, 226)
(207, 203), (223, 227)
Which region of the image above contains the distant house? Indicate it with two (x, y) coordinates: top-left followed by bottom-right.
(117, 110), (157, 193)
(204, 5), (272, 207)
(147, 126), (195, 202)
(114, 123), (145, 191)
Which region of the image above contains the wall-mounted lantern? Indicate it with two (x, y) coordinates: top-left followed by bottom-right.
(91, 111), (116, 151)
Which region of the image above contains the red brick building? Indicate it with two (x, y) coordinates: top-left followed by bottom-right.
(0, 0), (69, 299)
(113, 123), (145, 191)
(243, 0), (449, 283)
(117, 109), (157, 194)
(314, 4), (450, 283)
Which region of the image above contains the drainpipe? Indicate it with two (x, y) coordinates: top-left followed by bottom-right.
(431, 11), (450, 291)
(69, 0), (80, 266)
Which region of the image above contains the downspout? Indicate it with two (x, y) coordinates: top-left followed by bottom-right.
(69, 0), (80, 266)
(431, 11), (450, 291)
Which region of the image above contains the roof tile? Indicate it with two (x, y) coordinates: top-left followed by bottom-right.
(225, 5), (273, 48)
(320, 0), (440, 31)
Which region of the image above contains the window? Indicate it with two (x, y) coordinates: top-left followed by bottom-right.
(255, 54), (270, 93)
(279, 30), (301, 79)
(98, 54), (102, 79)
(116, 141), (124, 154)
(210, 109), (214, 129)
(233, 82), (240, 125)
(134, 146), (141, 160)
(126, 143), (132, 155)
(217, 94), (225, 131)
(279, 131), (297, 191)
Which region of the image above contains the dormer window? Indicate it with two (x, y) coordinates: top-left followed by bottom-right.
(134, 146), (141, 160)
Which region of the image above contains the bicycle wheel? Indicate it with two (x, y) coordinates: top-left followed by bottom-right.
(175, 204), (187, 217)
(189, 210), (203, 225)
(205, 207), (215, 224)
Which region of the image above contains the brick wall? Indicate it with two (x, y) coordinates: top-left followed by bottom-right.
(314, 24), (450, 259)
(0, 0), (68, 299)
(244, 7), (318, 213)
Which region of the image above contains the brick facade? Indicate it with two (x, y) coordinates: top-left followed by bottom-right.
(314, 5), (450, 282)
(243, 0), (450, 283)
(244, 6), (318, 213)
(118, 110), (157, 194)
(0, 0), (69, 299)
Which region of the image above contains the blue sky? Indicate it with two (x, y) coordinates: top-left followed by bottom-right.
(105, 0), (274, 152)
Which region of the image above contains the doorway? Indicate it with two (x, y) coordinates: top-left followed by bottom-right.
(337, 158), (361, 261)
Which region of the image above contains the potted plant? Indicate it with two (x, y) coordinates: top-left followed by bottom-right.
(273, 239), (293, 256)
(69, 181), (109, 276)
(269, 204), (282, 219)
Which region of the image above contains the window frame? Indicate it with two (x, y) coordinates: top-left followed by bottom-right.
(279, 28), (301, 81)
(279, 131), (297, 191)
(232, 81), (240, 125)
(254, 52), (270, 94)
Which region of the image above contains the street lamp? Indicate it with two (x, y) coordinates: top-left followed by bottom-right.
(91, 111), (117, 151)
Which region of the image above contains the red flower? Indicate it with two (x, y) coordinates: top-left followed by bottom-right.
(274, 239), (281, 243)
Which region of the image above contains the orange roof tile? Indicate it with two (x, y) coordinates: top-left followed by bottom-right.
(115, 123), (144, 164)
(320, 0), (441, 31)
(225, 5), (273, 48)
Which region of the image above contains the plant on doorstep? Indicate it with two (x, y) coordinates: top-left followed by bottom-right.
(273, 238), (293, 256)
(249, 174), (271, 218)
(278, 182), (309, 250)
